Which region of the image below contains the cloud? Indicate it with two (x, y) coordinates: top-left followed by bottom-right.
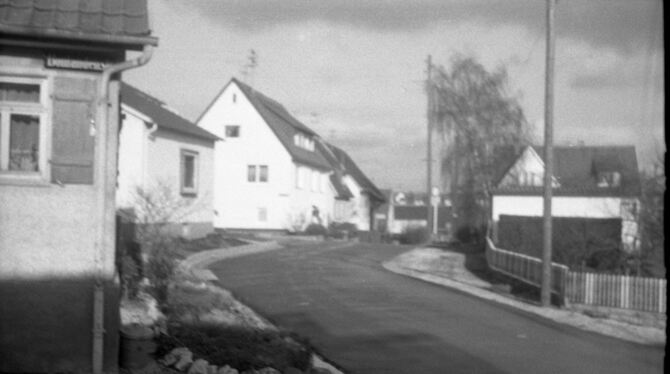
(182, 0), (662, 53)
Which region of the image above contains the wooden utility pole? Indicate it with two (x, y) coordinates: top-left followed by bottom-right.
(541, 0), (556, 307)
(426, 55), (433, 236)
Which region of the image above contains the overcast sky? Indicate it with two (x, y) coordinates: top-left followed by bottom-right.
(125, 0), (664, 191)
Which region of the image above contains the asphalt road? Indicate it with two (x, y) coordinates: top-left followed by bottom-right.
(209, 241), (664, 374)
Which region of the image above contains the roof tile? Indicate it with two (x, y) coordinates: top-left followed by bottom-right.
(232, 79), (332, 170)
(121, 83), (219, 142)
(0, 0), (156, 46)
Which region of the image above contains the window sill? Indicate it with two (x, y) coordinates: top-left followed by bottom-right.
(181, 191), (198, 197)
(0, 173), (52, 187)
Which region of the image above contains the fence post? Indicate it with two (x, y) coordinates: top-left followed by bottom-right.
(619, 275), (628, 308)
(585, 273), (593, 305)
(659, 280), (665, 313)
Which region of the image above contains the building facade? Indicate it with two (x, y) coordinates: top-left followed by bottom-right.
(0, 1), (157, 372)
(118, 83), (218, 239)
(491, 145), (641, 253)
(198, 78), (338, 231)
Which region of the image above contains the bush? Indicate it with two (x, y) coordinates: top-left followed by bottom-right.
(117, 240), (143, 299)
(328, 222), (358, 239)
(155, 323), (312, 372)
(303, 223), (327, 237)
(455, 225), (484, 244)
(146, 239), (180, 305)
(398, 226), (429, 244)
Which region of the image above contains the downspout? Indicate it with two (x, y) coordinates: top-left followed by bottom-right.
(93, 45), (153, 374)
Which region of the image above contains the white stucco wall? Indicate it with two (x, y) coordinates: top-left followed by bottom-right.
(199, 82), (335, 230)
(117, 107), (148, 207)
(0, 53), (114, 279)
(491, 196), (623, 220)
(117, 108), (215, 235)
(492, 195), (640, 251)
(290, 164), (333, 230)
(342, 175), (371, 231)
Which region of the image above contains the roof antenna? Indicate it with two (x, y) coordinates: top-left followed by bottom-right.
(241, 49), (258, 90)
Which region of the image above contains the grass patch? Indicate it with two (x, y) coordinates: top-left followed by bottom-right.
(179, 233), (247, 253)
(155, 323), (313, 372)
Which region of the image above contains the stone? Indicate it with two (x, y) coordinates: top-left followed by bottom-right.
(255, 368), (281, 374)
(307, 368), (332, 374)
(161, 347), (190, 367)
(216, 365), (239, 374)
(187, 359), (209, 374)
(173, 349), (194, 371)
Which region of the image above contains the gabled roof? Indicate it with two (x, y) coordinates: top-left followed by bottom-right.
(201, 78), (332, 170)
(319, 142), (386, 203)
(329, 173), (354, 200)
(0, 0), (157, 48)
(493, 145), (641, 197)
(121, 83), (219, 142)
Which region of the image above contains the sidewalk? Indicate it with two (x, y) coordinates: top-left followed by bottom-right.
(383, 247), (666, 346)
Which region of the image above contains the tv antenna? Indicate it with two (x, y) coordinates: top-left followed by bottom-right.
(241, 49), (258, 87)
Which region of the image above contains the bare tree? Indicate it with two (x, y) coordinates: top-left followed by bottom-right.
(637, 154), (665, 277)
(431, 55), (531, 236)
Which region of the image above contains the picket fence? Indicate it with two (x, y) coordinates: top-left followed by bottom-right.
(486, 238), (666, 313)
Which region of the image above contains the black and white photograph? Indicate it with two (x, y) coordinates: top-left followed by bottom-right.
(0, 1), (665, 373)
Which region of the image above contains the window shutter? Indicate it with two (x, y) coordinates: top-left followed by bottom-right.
(51, 77), (96, 184)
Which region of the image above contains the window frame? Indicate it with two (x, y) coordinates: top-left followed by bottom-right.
(248, 164), (257, 182)
(180, 149), (199, 196)
(259, 165), (268, 182)
(225, 125), (240, 138)
(0, 75), (50, 183)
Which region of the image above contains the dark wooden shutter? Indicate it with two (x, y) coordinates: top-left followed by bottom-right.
(51, 77), (96, 184)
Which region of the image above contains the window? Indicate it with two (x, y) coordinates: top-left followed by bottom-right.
(259, 165), (268, 182)
(598, 171), (621, 188)
(247, 165), (257, 182)
(258, 207), (267, 222)
(295, 165), (306, 189)
(232, 93), (237, 103)
(225, 125), (240, 138)
(311, 170), (319, 191)
(180, 150), (198, 195)
(0, 79), (47, 176)
(248, 165), (268, 183)
(293, 132), (314, 151)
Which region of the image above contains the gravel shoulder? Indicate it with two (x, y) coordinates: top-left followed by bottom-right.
(384, 246), (666, 346)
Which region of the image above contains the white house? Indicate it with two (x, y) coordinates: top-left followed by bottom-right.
(118, 83), (219, 238)
(197, 78), (336, 231)
(317, 142), (386, 231)
(490, 145), (641, 253)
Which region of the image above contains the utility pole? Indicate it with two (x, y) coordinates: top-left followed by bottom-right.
(541, 0), (556, 307)
(426, 55), (434, 238)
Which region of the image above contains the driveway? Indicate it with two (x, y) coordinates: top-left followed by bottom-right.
(209, 241), (664, 374)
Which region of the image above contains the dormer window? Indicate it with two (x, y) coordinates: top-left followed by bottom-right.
(597, 171), (621, 188)
(293, 133), (314, 151)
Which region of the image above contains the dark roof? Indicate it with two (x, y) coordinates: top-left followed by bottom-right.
(121, 83), (219, 142)
(329, 173), (353, 200)
(206, 78), (332, 170)
(0, 0), (157, 48)
(493, 145), (641, 197)
(321, 142), (385, 203)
